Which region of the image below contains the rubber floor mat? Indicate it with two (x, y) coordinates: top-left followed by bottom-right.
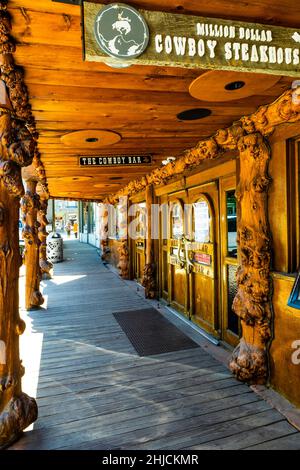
(113, 308), (199, 356)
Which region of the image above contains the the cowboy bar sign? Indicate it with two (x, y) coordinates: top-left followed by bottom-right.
(79, 155), (152, 166)
(83, 2), (300, 76)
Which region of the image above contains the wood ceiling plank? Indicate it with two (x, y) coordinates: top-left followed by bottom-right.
(83, 0), (300, 28)
(9, 0), (300, 28)
(14, 44), (201, 78)
(10, 8), (82, 47)
(32, 111), (249, 124)
(9, 0), (80, 15)
(24, 68), (197, 93)
(30, 99), (262, 115)
(26, 82), (292, 105)
(35, 120), (234, 131)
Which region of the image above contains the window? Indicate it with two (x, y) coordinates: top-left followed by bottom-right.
(193, 198), (211, 243)
(287, 139), (300, 273)
(226, 190), (237, 258)
(171, 202), (184, 239)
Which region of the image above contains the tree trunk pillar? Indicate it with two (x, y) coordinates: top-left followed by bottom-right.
(22, 180), (44, 310)
(38, 197), (52, 279)
(229, 133), (273, 384)
(142, 185), (157, 298)
(99, 203), (109, 262)
(117, 198), (129, 279)
(0, 112), (38, 448)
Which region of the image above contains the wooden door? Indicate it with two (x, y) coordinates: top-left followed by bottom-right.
(219, 175), (241, 346)
(188, 183), (219, 335)
(167, 196), (189, 315)
(131, 201), (146, 284)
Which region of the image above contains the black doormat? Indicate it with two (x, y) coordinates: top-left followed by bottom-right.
(113, 308), (199, 356)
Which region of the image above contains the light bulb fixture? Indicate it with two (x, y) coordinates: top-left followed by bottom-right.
(162, 157), (176, 166)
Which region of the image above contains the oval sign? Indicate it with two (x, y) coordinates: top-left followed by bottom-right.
(94, 3), (150, 60)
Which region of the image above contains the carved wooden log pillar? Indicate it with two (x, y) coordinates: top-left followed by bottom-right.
(37, 196), (52, 279)
(117, 198), (129, 279)
(229, 133), (273, 384)
(100, 203), (109, 262)
(22, 180), (44, 310)
(142, 184), (157, 298)
(0, 111), (38, 448)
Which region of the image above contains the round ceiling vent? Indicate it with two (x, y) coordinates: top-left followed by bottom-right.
(61, 130), (121, 148)
(189, 71), (281, 102)
(177, 108), (212, 121)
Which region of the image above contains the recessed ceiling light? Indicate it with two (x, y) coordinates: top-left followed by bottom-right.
(177, 108), (212, 121)
(224, 81), (246, 91)
(104, 59), (132, 69)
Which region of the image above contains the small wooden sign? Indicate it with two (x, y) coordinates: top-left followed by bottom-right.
(83, 2), (300, 76)
(193, 252), (212, 266)
(79, 155), (152, 166)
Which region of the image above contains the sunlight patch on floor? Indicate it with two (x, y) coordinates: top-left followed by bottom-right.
(50, 274), (87, 286)
(20, 313), (44, 432)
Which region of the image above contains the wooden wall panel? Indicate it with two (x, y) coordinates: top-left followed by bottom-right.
(268, 141), (289, 273)
(270, 275), (300, 407)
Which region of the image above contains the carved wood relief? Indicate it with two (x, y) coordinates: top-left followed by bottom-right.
(37, 196), (52, 279)
(100, 205), (109, 262)
(117, 240), (129, 279)
(0, 1), (38, 448)
(0, 111), (38, 448)
(229, 133), (272, 383)
(107, 88), (300, 385)
(21, 179), (44, 310)
(107, 90), (300, 206)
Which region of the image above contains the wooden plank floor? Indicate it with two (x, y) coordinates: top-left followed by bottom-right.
(9, 240), (300, 450)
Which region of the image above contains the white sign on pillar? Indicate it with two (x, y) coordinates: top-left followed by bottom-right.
(0, 340), (6, 365)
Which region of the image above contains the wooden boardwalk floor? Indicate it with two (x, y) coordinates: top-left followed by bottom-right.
(10, 241), (300, 450)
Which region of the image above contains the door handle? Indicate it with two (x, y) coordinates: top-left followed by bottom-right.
(176, 235), (193, 273)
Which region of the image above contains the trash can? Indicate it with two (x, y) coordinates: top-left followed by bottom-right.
(47, 232), (63, 263)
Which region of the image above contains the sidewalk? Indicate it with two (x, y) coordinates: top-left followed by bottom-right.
(10, 241), (300, 450)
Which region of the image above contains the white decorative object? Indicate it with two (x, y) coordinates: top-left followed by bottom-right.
(0, 340), (6, 365)
(46, 232), (63, 264)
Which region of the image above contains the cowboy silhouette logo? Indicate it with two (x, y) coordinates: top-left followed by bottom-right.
(94, 3), (150, 60)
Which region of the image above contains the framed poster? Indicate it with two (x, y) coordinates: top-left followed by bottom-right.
(288, 272), (300, 310)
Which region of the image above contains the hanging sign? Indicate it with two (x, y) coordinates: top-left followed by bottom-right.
(83, 2), (300, 76)
(79, 155), (152, 166)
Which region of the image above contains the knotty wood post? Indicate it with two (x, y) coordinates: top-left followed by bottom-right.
(0, 110), (38, 448)
(100, 203), (109, 262)
(229, 133), (273, 384)
(22, 180), (44, 310)
(117, 197), (129, 279)
(142, 184), (157, 298)
(38, 195), (53, 279)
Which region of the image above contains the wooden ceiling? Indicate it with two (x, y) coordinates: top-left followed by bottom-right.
(9, 0), (300, 200)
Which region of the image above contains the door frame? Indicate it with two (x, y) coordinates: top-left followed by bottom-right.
(219, 174), (241, 347)
(188, 181), (220, 335)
